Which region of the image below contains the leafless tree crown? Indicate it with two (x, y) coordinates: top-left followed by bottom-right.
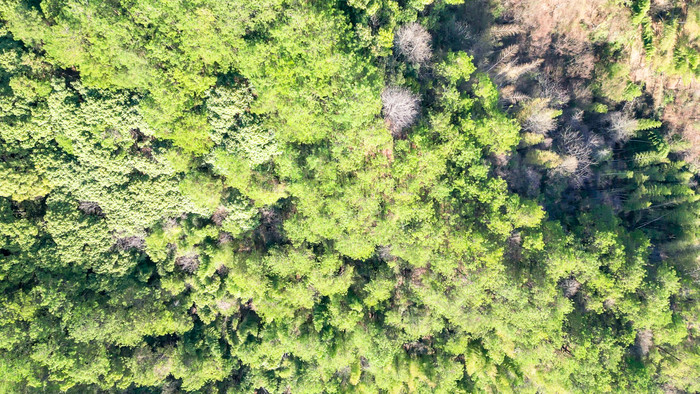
(377, 245), (395, 261)
(381, 87), (420, 137)
(633, 329), (653, 358)
(523, 108), (558, 135)
(218, 231), (234, 245)
(78, 201), (104, 217)
(113, 236), (146, 251)
(395, 22), (432, 65)
(176, 253), (200, 274)
(211, 206), (229, 226)
(560, 278), (581, 298)
(555, 128), (595, 187)
(607, 111), (638, 143)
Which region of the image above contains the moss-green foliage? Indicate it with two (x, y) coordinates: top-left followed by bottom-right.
(595, 62), (644, 103)
(237, 3), (383, 145)
(0, 0), (285, 153)
(629, 0), (700, 79)
(0, 0), (697, 393)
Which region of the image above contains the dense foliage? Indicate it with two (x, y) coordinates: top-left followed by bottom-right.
(0, 0), (698, 392)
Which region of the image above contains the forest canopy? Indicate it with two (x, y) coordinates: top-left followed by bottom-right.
(0, 0), (699, 392)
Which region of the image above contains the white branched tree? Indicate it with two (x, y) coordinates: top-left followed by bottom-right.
(381, 87), (420, 137)
(395, 22), (433, 65)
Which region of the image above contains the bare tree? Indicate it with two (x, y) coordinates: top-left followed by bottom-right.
(254, 208), (284, 247)
(211, 206), (228, 226)
(489, 24), (524, 41)
(536, 74), (570, 107)
(571, 81), (593, 105)
(162, 379), (180, 394)
(381, 87), (420, 137)
(607, 111), (639, 143)
(506, 164), (543, 198)
(216, 264), (230, 276)
(487, 44), (518, 73)
(495, 59), (543, 83)
(218, 231), (234, 245)
(524, 109), (558, 135)
(216, 298), (236, 313)
(560, 278), (581, 298)
(500, 84), (529, 103)
(505, 231), (523, 261)
(377, 245), (395, 261)
(113, 236), (146, 251)
(557, 155), (580, 175)
(603, 298), (616, 309)
(163, 217), (180, 231)
(520, 98), (559, 135)
(78, 201), (104, 217)
(633, 329), (653, 358)
(556, 128), (594, 187)
(176, 253), (200, 274)
(395, 23), (432, 65)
